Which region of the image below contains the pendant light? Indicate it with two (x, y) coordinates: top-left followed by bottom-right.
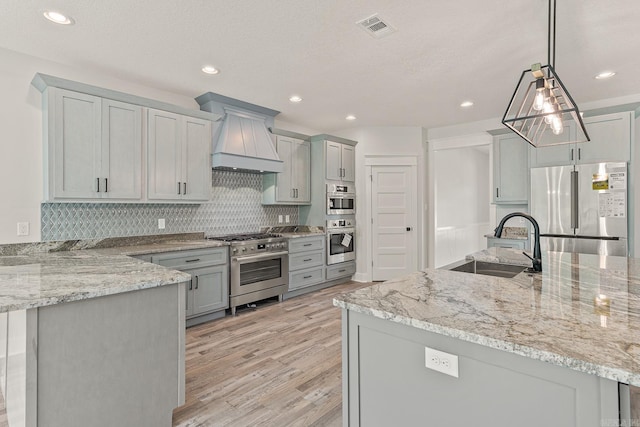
(502, 0), (589, 148)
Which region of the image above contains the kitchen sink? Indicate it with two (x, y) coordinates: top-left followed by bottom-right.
(444, 260), (527, 278)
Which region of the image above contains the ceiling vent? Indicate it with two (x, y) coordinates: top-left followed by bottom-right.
(356, 14), (396, 38)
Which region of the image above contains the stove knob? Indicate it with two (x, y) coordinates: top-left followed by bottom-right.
(232, 248), (237, 254)
(241, 247), (247, 252)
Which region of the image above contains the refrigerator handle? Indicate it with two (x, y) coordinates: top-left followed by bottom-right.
(571, 170), (579, 229)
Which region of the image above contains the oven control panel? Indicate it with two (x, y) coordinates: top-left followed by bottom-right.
(231, 240), (288, 255)
(327, 219), (355, 229)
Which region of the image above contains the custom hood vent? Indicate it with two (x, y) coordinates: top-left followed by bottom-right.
(196, 92), (283, 174)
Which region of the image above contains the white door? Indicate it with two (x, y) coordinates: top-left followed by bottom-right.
(371, 165), (417, 281)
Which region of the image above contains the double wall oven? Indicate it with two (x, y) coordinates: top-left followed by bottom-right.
(326, 219), (356, 265)
(209, 233), (288, 315)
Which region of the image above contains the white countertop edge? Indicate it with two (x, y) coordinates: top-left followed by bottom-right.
(333, 298), (639, 387)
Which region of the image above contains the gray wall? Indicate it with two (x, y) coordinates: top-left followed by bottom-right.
(41, 170), (298, 240)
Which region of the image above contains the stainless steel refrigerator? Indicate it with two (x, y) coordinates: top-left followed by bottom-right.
(530, 162), (628, 256)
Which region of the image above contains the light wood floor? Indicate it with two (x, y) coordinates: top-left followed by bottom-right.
(172, 281), (373, 427)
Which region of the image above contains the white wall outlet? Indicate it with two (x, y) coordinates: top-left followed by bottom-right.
(17, 222), (29, 236)
(278, 215), (283, 223)
(285, 215), (290, 223)
(425, 346), (459, 378)
(158, 218), (165, 230)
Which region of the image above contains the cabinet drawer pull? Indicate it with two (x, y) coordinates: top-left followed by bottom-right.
(303, 258), (313, 262)
(303, 243), (312, 247)
(96, 178), (100, 192)
(338, 269), (346, 273)
(303, 275), (312, 279)
(185, 258), (201, 263)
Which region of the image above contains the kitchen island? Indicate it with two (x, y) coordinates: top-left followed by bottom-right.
(0, 250), (191, 427)
(334, 248), (640, 427)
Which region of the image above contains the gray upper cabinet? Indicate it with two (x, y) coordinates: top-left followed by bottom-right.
(46, 88), (142, 200)
(147, 109), (211, 201)
(263, 136), (311, 205)
(493, 133), (529, 204)
(530, 112), (631, 167)
(326, 141), (355, 182)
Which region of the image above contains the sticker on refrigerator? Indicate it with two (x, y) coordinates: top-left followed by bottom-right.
(598, 192), (626, 218)
(608, 171), (626, 190)
(592, 173), (609, 190)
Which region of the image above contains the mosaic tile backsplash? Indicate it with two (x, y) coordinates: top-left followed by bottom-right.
(41, 171), (299, 241)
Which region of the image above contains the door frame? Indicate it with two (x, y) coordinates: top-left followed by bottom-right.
(364, 156), (421, 282)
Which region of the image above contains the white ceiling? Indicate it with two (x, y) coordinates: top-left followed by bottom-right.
(2, 0), (640, 132)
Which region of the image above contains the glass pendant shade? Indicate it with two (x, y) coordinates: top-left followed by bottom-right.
(502, 64), (589, 148)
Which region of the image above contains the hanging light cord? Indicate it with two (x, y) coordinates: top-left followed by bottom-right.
(548, 0), (556, 68)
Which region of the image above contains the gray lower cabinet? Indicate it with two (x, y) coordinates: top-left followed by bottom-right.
(343, 310), (618, 427)
(326, 261), (356, 280)
(149, 247), (228, 325)
(486, 236), (527, 250)
(288, 236), (325, 291)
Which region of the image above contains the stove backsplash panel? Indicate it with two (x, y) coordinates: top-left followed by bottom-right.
(41, 170), (298, 241)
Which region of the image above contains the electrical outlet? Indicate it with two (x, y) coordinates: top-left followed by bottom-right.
(278, 215), (283, 224)
(17, 222), (29, 236)
(425, 346), (459, 378)
(158, 218), (165, 230)
(285, 215), (290, 223)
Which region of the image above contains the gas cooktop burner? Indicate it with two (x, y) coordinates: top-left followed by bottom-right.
(207, 233), (282, 242)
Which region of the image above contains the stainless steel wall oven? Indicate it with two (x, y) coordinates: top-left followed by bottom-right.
(327, 219), (356, 265)
(327, 184), (355, 215)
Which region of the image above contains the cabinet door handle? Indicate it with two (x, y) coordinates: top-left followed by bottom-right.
(570, 148), (574, 161)
(185, 258), (201, 263)
(178, 182), (181, 195)
(496, 188), (499, 198)
(96, 178), (100, 192)
(194, 276), (199, 289)
(295, 188), (298, 198)
(338, 168), (342, 177)
(578, 148), (581, 161)
(105, 178), (108, 193)
(291, 188), (295, 198)
(183, 182), (187, 194)
(189, 279), (193, 291)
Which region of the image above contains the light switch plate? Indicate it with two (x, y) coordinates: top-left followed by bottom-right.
(425, 346), (459, 378)
(278, 215), (283, 223)
(158, 218), (165, 229)
(285, 215), (290, 223)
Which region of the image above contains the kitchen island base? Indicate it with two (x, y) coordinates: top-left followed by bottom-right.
(5, 283), (185, 427)
(341, 310), (619, 427)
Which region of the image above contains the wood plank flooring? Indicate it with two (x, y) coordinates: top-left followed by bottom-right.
(172, 281), (373, 427)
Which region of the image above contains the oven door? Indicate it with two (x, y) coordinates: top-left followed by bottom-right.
(230, 251), (289, 297)
(327, 194), (356, 215)
(327, 228), (356, 265)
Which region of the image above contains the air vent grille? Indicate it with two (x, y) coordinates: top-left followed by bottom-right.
(356, 14), (396, 38)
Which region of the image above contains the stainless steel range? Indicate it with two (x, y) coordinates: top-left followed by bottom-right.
(208, 233), (288, 315)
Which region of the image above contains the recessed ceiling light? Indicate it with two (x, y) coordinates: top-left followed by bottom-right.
(460, 101), (474, 108)
(201, 66), (220, 75)
(289, 95), (303, 103)
(595, 71), (616, 80)
(43, 10), (74, 25)
(345, 115), (356, 121)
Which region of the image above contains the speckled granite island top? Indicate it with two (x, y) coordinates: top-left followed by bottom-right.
(0, 250), (191, 313)
(334, 247), (640, 386)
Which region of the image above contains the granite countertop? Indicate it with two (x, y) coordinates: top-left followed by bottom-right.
(334, 247), (640, 386)
(262, 225), (325, 239)
(0, 250), (191, 313)
(484, 226), (529, 240)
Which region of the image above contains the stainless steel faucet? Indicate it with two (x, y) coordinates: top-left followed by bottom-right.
(494, 212), (542, 272)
